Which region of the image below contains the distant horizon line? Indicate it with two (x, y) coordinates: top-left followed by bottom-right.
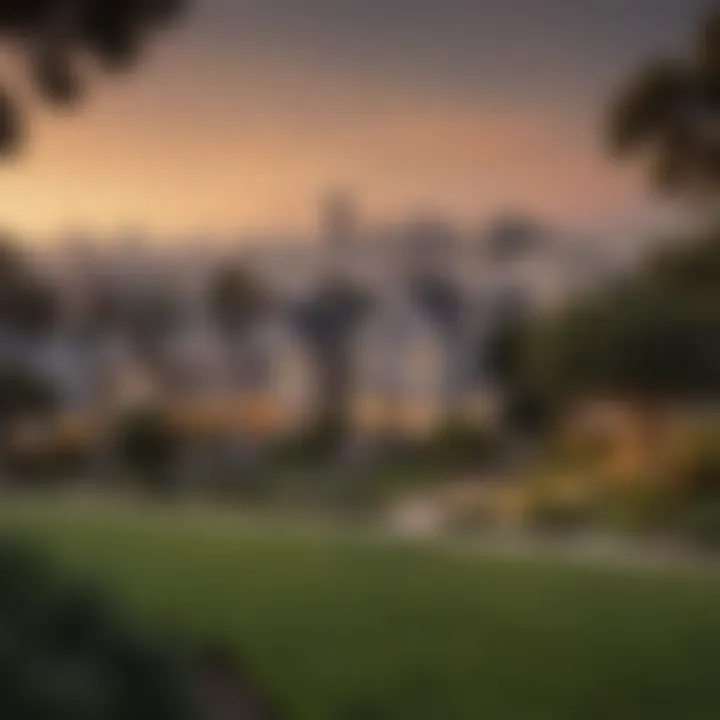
(5, 207), (682, 248)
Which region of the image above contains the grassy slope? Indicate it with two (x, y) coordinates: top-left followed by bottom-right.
(1, 501), (720, 720)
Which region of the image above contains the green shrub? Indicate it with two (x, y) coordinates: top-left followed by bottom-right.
(678, 499), (720, 549)
(528, 501), (590, 534)
(526, 492), (594, 534)
(680, 433), (720, 498)
(115, 410), (181, 495)
(600, 482), (676, 536)
(0, 541), (200, 720)
(273, 419), (347, 465)
(429, 423), (502, 467)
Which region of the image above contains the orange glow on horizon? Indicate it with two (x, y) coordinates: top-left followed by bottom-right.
(0, 29), (650, 242)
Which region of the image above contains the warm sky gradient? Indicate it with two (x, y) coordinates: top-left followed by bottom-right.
(0, 0), (710, 240)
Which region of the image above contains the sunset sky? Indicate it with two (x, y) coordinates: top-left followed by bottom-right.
(0, 0), (708, 241)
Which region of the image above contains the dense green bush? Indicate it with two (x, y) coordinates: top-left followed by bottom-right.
(427, 423), (502, 467)
(274, 419), (348, 464)
(6, 441), (91, 487)
(678, 499), (720, 550)
(599, 483), (676, 536)
(681, 433), (720, 498)
(527, 497), (592, 535)
(0, 541), (200, 720)
(115, 410), (181, 495)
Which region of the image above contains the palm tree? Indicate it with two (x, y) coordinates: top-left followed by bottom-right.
(409, 272), (463, 337)
(0, 0), (185, 155)
(298, 278), (373, 447)
(208, 264), (269, 342)
(608, 10), (720, 206)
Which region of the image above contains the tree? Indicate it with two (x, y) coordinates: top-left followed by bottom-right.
(0, 0), (185, 156)
(536, 287), (720, 405)
(297, 278), (373, 447)
(0, 363), (58, 418)
(125, 289), (183, 371)
(409, 272), (463, 337)
(643, 225), (720, 302)
(3, 277), (61, 341)
(0, 363), (58, 433)
(115, 408), (180, 495)
(485, 313), (554, 432)
(208, 264), (268, 341)
(524, 274), (720, 478)
(78, 281), (132, 340)
(602, 8), (720, 480)
(0, 363), (59, 479)
(0, 235), (60, 341)
(0, 2), (193, 715)
(608, 10), (720, 206)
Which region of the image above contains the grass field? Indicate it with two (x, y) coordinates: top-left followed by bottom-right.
(1, 499), (720, 720)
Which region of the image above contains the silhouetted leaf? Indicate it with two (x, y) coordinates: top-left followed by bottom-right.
(609, 60), (689, 155)
(35, 47), (84, 105)
(609, 10), (720, 201)
(0, 90), (22, 157)
(0, 0), (185, 156)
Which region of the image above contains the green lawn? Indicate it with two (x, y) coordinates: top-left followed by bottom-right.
(1, 500), (720, 720)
